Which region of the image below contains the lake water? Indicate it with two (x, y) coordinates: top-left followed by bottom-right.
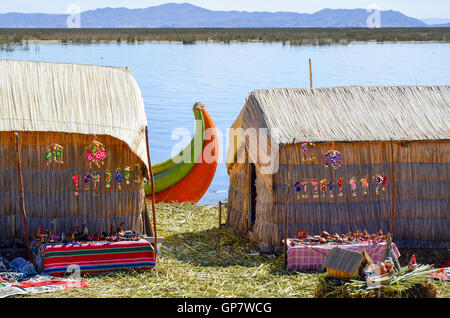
(2, 42), (449, 204)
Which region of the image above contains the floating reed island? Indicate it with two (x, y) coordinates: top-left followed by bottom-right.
(1, 28), (449, 47)
(226, 86), (450, 249)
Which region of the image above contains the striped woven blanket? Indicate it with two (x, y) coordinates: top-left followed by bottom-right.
(37, 239), (155, 276)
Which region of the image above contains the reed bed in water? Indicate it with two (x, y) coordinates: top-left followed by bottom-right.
(0, 28), (449, 47)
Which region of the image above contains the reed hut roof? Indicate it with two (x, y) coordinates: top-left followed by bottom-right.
(0, 60), (149, 168)
(243, 86), (450, 145)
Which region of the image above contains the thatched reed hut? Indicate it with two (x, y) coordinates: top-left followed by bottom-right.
(226, 86), (449, 248)
(0, 60), (152, 244)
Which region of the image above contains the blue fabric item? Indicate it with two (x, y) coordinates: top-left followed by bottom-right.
(0, 256), (36, 282)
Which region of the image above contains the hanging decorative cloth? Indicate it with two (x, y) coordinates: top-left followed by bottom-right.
(361, 176), (369, 195)
(72, 173), (80, 196)
(45, 137), (64, 166)
(86, 135), (107, 169)
(300, 142), (316, 161)
(115, 169), (123, 191)
(373, 174), (384, 195)
(349, 176), (357, 197)
(319, 179), (328, 198)
(324, 141), (342, 169)
(337, 177), (344, 197)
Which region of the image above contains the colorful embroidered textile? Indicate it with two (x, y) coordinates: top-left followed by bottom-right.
(37, 239), (155, 276)
(287, 240), (400, 271)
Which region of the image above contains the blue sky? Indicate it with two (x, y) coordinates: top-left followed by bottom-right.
(0, 0), (449, 18)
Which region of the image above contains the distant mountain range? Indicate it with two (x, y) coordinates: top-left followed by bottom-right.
(0, 3), (448, 28)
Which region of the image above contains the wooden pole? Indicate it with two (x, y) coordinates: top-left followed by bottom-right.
(284, 139), (296, 268)
(145, 127), (158, 258)
(218, 201), (222, 228)
(390, 140), (396, 236)
(309, 59), (313, 89)
(14, 133), (32, 261)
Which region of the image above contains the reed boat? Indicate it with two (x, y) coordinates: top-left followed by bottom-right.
(145, 102), (219, 203)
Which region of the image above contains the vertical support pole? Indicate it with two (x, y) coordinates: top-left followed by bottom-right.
(309, 58), (313, 89)
(390, 140), (396, 236)
(284, 139), (296, 269)
(14, 133), (32, 261)
(218, 201), (222, 228)
(145, 127), (158, 258)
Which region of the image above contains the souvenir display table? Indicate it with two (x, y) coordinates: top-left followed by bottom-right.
(286, 239), (400, 271)
(33, 239), (155, 276)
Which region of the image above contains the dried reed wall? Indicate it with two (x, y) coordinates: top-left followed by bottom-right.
(235, 141), (449, 247)
(0, 131), (146, 242)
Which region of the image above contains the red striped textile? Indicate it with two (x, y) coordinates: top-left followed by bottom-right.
(40, 239), (155, 276)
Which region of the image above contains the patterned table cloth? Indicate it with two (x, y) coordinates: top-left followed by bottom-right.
(287, 240), (400, 271)
(34, 239), (155, 276)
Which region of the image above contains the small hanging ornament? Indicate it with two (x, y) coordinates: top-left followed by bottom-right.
(337, 177), (344, 197)
(72, 173), (80, 196)
(294, 181), (302, 200)
(361, 176), (369, 195)
(311, 180), (319, 199)
(83, 173), (91, 191)
(373, 174), (384, 195)
(319, 179), (328, 198)
(93, 172), (100, 196)
(349, 177), (357, 197)
(300, 142), (316, 161)
(45, 137), (64, 166)
(105, 170), (112, 189)
(115, 169), (123, 191)
(382, 175), (387, 192)
(124, 167), (131, 185)
(134, 164), (142, 183)
(328, 180), (335, 199)
(324, 141), (342, 169)
(300, 180), (309, 199)
(86, 135), (107, 169)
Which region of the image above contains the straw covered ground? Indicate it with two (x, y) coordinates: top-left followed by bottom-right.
(16, 202), (449, 298)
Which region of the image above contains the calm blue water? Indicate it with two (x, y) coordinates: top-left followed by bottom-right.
(2, 42), (449, 204)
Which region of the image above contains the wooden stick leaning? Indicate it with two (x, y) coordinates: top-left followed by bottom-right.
(284, 139), (296, 268)
(390, 140), (396, 236)
(15, 133), (32, 261)
(145, 127), (158, 258)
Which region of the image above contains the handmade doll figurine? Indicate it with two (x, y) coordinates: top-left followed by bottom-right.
(300, 142), (316, 161)
(72, 173), (80, 196)
(373, 174), (384, 195)
(105, 170), (112, 189)
(300, 180), (309, 199)
(311, 180), (319, 199)
(337, 177), (344, 197)
(381, 175), (387, 192)
(349, 177), (357, 197)
(319, 179), (328, 198)
(84, 173), (91, 191)
(124, 167), (131, 185)
(294, 181), (302, 200)
(93, 172), (100, 196)
(361, 176), (369, 195)
(115, 169), (123, 190)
